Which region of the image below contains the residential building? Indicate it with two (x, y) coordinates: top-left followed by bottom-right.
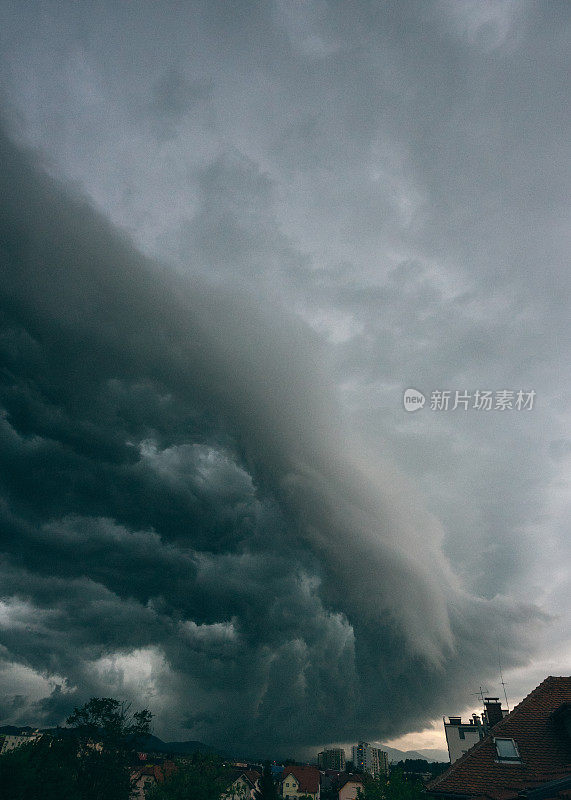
(319, 769), (345, 794)
(131, 761), (176, 800)
(444, 697), (510, 763)
(338, 777), (364, 800)
(0, 732), (42, 754)
(281, 765), (320, 800)
(318, 749), (346, 771)
(351, 742), (388, 777)
(131, 766), (157, 799)
(444, 713), (485, 763)
(225, 769), (261, 800)
(427, 675), (571, 799)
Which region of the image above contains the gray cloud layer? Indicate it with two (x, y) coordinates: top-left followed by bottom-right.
(0, 122), (548, 755)
(0, 0), (568, 757)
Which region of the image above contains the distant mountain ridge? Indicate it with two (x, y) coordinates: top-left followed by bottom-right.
(0, 726), (448, 764)
(0, 726), (36, 736)
(134, 734), (225, 756)
(380, 744), (449, 763)
(0, 726), (223, 757)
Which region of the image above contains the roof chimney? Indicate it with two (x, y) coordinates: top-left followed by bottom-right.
(484, 697), (503, 728)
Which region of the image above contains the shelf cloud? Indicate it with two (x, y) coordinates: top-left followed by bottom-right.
(0, 123), (548, 754)
(0, 0), (568, 758)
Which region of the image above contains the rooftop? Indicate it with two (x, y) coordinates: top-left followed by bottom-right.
(428, 676), (571, 800)
(282, 765), (321, 794)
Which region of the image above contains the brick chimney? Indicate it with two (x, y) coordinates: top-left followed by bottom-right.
(484, 697), (504, 728)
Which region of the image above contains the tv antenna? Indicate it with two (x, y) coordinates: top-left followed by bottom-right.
(472, 686), (489, 706)
(498, 641), (510, 713)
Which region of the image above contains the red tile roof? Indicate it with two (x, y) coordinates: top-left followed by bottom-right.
(427, 676), (571, 799)
(282, 765), (320, 794)
(155, 761), (176, 783)
(134, 760), (177, 784)
(244, 770), (261, 783)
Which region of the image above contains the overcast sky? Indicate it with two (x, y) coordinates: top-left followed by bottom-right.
(0, 0), (569, 760)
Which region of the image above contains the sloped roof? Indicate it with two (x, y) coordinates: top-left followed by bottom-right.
(133, 760), (177, 784)
(282, 765), (320, 793)
(227, 768), (261, 788)
(427, 676), (571, 799)
(338, 777), (365, 790)
(233, 769), (261, 787)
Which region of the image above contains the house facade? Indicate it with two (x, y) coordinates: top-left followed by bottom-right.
(444, 714), (485, 763)
(225, 770), (261, 800)
(281, 765), (320, 800)
(131, 761), (176, 800)
(338, 778), (364, 800)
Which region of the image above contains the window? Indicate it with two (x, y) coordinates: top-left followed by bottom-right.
(494, 737), (521, 762)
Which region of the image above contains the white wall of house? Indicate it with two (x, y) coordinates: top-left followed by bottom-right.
(444, 722), (483, 763)
(338, 780), (364, 800)
(281, 772), (319, 800)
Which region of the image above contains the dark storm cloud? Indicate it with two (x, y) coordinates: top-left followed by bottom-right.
(0, 122), (547, 755)
(0, 0), (568, 756)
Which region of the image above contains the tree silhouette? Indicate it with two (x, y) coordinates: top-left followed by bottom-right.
(66, 697), (152, 800)
(254, 761), (278, 800)
(147, 752), (232, 800)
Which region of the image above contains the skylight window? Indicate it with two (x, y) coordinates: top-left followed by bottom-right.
(494, 737), (521, 762)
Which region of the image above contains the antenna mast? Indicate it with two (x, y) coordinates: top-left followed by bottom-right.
(472, 686), (489, 707)
(498, 643), (510, 713)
